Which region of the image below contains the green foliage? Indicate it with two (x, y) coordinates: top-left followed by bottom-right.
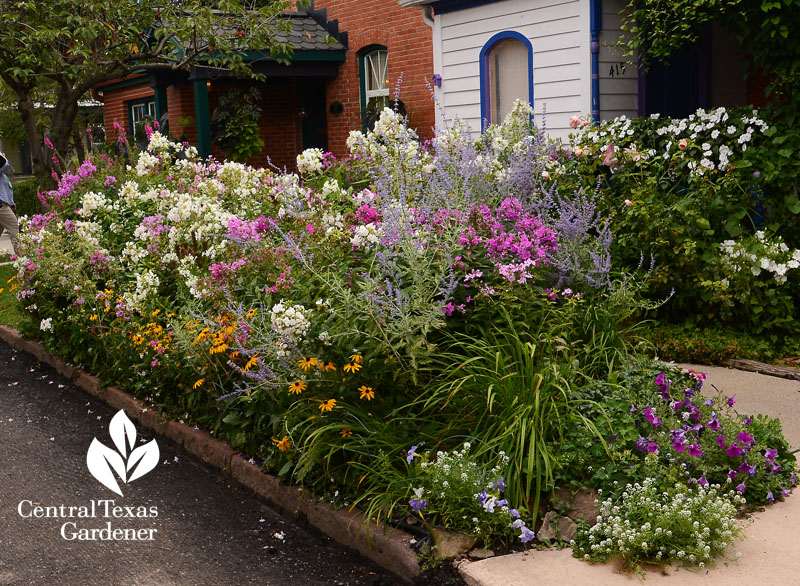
(0, 264), (23, 327)
(644, 324), (775, 364)
(211, 87), (265, 163)
(428, 307), (609, 522)
(11, 178), (43, 218)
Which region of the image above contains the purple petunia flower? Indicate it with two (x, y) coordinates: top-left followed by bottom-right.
(744, 417), (752, 425)
(406, 445), (418, 464)
(509, 509), (521, 519)
(783, 489), (792, 498)
(673, 438), (687, 452)
(728, 469), (738, 479)
(707, 413), (720, 431)
(765, 448), (778, 463)
(772, 465), (782, 475)
(704, 398), (714, 407)
(655, 373), (671, 393)
(698, 474), (709, 486)
(767, 491), (775, 502)
(727, 443), (744, 458)
(737, 432), (754, 446)
(409, 498), (428, 512)
(792, 471), (797, 486)
(727, 395), (736, 407)
(716, 434), (727, 449)
(496, 499), (508, 507)
(630, 404), (638, 414)
(736, 482), (746, 494)
(646, 442), (659, 454)
(749, 464), (758, 475)
(688, 443), (704, 457)
(738, 460), (751, 474)
(519, 526), (536, 543)
(478, 489), (487, 505)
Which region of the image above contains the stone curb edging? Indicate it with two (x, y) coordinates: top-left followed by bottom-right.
(0, 325), (421, 583)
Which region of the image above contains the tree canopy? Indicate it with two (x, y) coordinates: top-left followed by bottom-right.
(0, 0), (301, 180)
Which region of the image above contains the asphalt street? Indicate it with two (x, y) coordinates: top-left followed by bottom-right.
(0, 340), (407, 586)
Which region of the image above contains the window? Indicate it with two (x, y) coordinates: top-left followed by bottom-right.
(359, 46), (390, 131)
(480, 32), (533, 126)
(128, 97), (156, 140)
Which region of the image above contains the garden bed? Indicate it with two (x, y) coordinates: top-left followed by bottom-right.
(4, 104), (797, 572)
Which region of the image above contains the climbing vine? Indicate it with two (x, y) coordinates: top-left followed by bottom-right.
(210, 87), (265, 163)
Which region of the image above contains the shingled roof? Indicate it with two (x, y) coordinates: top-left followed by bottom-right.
(277, 12), (346, 51)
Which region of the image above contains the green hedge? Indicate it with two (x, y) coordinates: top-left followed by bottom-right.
(11, 178), (43, 218)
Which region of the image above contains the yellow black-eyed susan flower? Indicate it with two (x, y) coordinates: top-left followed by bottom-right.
(343, 362), (362, 374)
(193, 378), (205, 389)
(244, 354), (259, 371)
(288, 380), (308, 395)
(298, 357), (318, 371)
(339, 429), (353, 438)
(318, 361), (337, 372)
(358, 385), (375, 401)
(319, 399), (337, 412)
(349, 353), (363, 364)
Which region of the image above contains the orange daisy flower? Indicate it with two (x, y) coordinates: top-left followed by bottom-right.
(272, 436), (292, 451)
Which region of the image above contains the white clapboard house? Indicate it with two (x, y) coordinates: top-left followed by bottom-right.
(400, 0), (754, 139)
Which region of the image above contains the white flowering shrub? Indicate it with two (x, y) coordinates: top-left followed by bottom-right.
(296, 148), (324, 176)
(720, 231), (800, 284)
(693, 231), (800, 330)
(574, 477), (745, 572)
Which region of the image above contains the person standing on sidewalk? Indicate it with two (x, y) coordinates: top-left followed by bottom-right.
(0, 151), (20, 255)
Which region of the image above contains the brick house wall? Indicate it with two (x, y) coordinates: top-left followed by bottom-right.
(207, 79), (303, 170)
(314, 0), (436, 155)
(100, 80), (155, 143)
(96, 1), (436, 167)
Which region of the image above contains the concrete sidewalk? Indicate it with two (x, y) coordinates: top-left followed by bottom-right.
(458, 364), (800, 586)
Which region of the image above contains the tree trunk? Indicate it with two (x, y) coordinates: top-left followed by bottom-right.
(14, 89), (50, 186)
(72, 124), (85, 164)
(51, 90), (80, 167)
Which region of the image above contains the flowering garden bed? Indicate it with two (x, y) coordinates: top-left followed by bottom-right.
(5, 103), (798, 571)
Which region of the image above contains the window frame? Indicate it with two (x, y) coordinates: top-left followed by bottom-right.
(479, 31), (534, 129)
(358, 45), (390, 132)
(127, 96), (156, 140)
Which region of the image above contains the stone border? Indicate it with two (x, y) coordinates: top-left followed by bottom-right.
(0, 325), (421, 583)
